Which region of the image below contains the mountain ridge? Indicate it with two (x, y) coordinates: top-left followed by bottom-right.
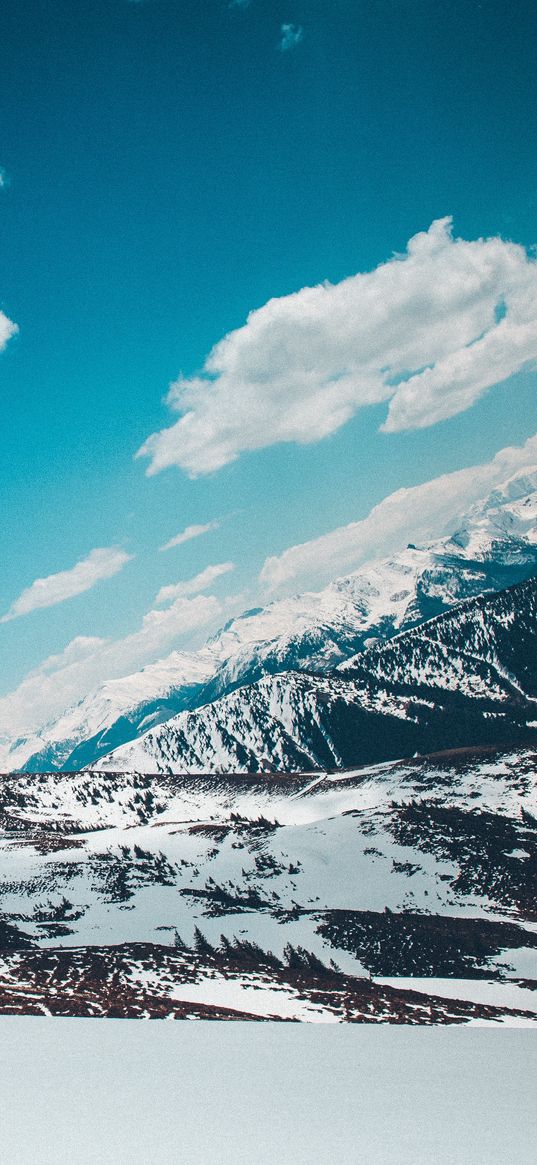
(2, 464), (537, 773)
(94, 576), (537, 774)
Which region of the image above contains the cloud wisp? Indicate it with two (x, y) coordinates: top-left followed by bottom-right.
(260, 432), (537, 591)
(159, 520), (220, 553)
(279, 23), (303, 51)
(155, 562), (235, 606)
(137, 218), (537, 479)
(1, 546), (133, 623)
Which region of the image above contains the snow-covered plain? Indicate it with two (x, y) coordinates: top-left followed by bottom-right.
(2, 1021), (536, 1165)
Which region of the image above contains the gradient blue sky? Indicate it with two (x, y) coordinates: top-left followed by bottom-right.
(1, 0), (537, 718)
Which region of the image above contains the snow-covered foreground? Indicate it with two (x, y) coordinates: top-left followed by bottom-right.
(0, 745), (536, 1022)
(2, 1021), (536, 1165)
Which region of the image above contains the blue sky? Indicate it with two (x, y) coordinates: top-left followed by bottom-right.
(1, 0), (537, 727)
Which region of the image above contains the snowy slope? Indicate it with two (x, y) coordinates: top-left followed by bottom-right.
(0, 745), (536, 1021)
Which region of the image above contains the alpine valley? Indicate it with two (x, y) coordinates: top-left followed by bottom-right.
(1, 467), (537, 1023)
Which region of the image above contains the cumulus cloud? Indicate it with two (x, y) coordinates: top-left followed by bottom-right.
(1, 546), (133, 623)
(0, 591), (222, 736)
(137, 218), (537, 478)
(159, 520), (220, 552)
(279, 23), (303, 51)
(155, 562), (235, 606)
(260, 432), (537, 591)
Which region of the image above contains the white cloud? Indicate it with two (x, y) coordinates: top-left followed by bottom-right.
(0, 309), (17, 352)
(137, 218), (537, 478)
(159, 520), (220, 552)
(155, 562), (235, 606)
(26, 636), (108, 679)
(279, 23), (303, 51)
(0, 168), (8, 189)
(260, 432), (537, 591)
(1, 546), (133, 623)
(0, 591), (222, 736)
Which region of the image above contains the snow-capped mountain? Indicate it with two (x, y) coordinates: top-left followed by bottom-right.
(96, 576), (537, 774)
(3, 466), (537, 774)
(0, 649), (219, 775)
(200, 466), (537, 702)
